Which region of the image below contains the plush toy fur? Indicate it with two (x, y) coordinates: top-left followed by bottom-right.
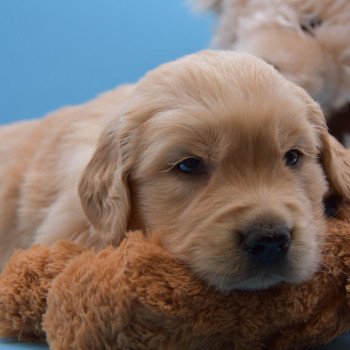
(195, 0), (350, 119)
(1, 220), (350, 349)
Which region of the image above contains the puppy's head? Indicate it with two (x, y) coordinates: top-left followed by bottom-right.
(79, 50), (350, 291)
(194, 0), (350, 113)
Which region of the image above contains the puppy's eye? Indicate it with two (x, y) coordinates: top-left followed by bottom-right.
(284, 149), (301, 167)
(300, 17), (322, 34)
(176, 158), (207, 175)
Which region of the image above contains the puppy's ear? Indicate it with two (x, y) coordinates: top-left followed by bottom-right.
(78, 122), (132, 246)
(305, 91), (350, 200)
(320, 133), (350, 199)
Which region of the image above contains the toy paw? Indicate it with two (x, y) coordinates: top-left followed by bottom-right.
(0, 241), (83, 341)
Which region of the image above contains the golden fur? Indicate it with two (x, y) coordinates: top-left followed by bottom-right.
(1, 50), (350, 290)
(195, 0), (350, 114)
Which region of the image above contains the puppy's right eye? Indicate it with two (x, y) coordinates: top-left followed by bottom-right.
(284, 149), (302, 167)
(176, 158), (207, 175)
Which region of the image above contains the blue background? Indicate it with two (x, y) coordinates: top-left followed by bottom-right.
(0, 1), (349, 349)
(0, 0), (213, 125)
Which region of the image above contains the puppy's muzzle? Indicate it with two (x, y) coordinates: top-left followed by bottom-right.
(242, 222), (291, 264)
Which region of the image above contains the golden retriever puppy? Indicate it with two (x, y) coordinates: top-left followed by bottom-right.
(194, 0), (350, 116)
(1, 51), (350, 291)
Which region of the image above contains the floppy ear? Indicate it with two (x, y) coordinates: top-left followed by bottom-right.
(78, 121), (132, 246)
(304, 90), (350, 201)
(321, 133), (350, 199)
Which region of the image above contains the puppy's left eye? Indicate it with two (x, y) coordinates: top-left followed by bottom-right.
(176, 158), (207, 175)
(284, 149), (302, 167)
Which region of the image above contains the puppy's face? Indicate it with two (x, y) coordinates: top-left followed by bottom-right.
(80, 51), (350, 291)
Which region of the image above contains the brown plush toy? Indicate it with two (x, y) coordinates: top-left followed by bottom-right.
(1, 220), (350, 350)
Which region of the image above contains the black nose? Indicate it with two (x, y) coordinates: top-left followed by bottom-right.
(242, 224), (291, 263)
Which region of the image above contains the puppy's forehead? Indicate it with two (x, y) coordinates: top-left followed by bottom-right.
(139, 50), (307, 129)
(139, 50), (287, 107)
(145, 53), (308, 119)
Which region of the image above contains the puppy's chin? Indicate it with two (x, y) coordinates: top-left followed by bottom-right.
(226, 271), (307, 292)
(205, 267), (318, 293)
(221, 273), (286, 292)
(193, 246), (321, 293)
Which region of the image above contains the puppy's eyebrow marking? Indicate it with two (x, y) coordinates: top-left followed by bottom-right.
(277, 116), (319, 157)
(286, 134), (318, 157)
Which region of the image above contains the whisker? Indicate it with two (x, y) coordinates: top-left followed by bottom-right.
(322, 239), (350, 243)
(324, 236), (350, 243)
(318, 262), (342, 289)
(323, 252), (349, 267)
(321, 254), (350, 280)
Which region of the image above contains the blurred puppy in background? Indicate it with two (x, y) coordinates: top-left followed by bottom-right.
(195, 0), (350, 141)
(1, 51), (350, 291)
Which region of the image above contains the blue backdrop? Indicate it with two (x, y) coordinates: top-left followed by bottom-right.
(0, 0), (213, 124)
